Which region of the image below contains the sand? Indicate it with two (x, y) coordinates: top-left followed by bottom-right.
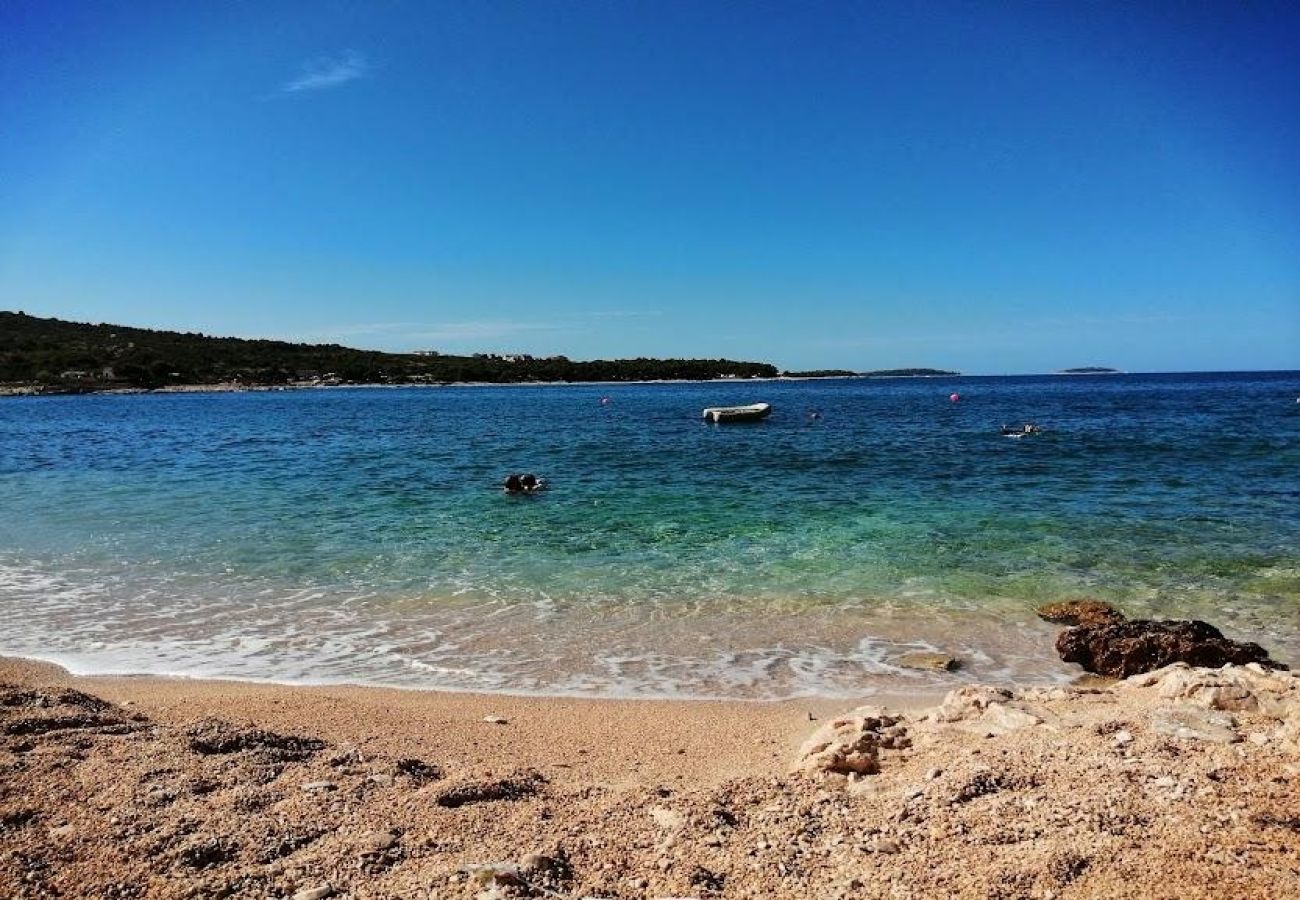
(2, 655), (1298, 899)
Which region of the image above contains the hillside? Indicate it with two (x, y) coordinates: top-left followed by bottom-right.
(0, 312), (778, 391)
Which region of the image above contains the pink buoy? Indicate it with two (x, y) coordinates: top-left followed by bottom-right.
(949, 392), (960, 403)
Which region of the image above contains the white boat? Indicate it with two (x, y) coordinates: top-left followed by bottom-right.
(702, 402), (772, 423)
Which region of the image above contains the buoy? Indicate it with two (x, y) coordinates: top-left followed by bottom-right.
(949, 392), (960, 403)
(600, 397), (611, 405)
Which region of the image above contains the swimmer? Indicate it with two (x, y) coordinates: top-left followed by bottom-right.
(520, 473), (546, 492)
(503, 473), (524, 493)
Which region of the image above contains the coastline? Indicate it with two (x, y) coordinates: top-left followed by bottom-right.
(4, 653), (1298, 898)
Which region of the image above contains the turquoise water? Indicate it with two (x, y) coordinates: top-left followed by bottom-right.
(2, 372), (1298, 698)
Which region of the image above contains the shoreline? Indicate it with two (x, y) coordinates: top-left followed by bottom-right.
(4, 653), (1298, 897)
(5, 369), (1296, 398)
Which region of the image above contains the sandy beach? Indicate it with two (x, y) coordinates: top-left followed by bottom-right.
(3, 654), (1298, 899)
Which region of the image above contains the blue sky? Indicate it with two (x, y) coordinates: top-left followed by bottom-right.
(1, 1), (1297, 373)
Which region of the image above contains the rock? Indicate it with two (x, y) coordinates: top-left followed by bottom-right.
(1036, 599), (1125, 626)
(930, 686), (1013, 722)
(1150, 705), (1240, 744)
(292, 885), (334, 900)
(368, 773), (394, 786)
(926, 686), (1043, 735)
(1120, 663), (1299, 718)
(896, 652), (962, 672)
(925, 767), (943, 780)
(358, 830), (399, 853)
(792, 707), (910, 777)
(1057, 619), (1282, 679)
(1113, 729), (1134, 747)
(301, 781), (337, 792)
(483, 716), (509, 725)
(978, 703), (1043, 736)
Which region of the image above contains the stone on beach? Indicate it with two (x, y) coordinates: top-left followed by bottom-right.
(1056, 618), (1282, 679)
(792, 707), (910, 776)
(927, 685), (1044, 736)
(1120, 662), (1300, 749)
(291, 885), (334, 900)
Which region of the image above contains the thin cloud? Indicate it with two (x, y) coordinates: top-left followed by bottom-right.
(281, 50), (369, 94)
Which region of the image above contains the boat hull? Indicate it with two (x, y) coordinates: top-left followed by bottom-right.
(702, 402), (772, 423)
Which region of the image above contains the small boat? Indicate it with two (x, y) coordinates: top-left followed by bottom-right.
(702, 402), (772, 423)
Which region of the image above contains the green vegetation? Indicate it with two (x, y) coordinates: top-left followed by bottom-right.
(0, 312), (778, 391)
(782, 369), (859, 378)
(861, 368), (959, 377)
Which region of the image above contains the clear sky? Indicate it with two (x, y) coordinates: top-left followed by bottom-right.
(2, 1), (1297, 374)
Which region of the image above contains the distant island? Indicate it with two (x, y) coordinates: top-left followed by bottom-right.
(861, 368), (959, 377)
(0, 312), (778, 393)
(782, 369), (859, 378)
(1057, 367), (1121, 374)
(782, 367), (959, 379)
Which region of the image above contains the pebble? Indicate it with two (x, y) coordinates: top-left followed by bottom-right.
(483, 716), (509, 725)
(359, 830), (399, 853)
(627, 877), (648, 889)
(1153, 776), (1178, 789)
(301, 781), (337, 793)
(925, 767), (943, 780)
(292, 885), (334, 900)
(1113, 729), (1134, 746)
(368, 773), (394, 786)
(47, 824), (75, 838)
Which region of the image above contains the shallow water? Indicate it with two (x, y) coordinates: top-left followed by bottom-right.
(2, 372), (1298, 698)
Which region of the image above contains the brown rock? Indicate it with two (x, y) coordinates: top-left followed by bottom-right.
(1057, 619), (1282, 679)
(1035, 599), (1125, 627)
(896, 652), (962, 672)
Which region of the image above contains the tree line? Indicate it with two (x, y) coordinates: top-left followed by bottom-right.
(0, 312), (778, 390)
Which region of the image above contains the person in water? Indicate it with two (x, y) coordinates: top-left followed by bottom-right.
(504, 473), (546, 493)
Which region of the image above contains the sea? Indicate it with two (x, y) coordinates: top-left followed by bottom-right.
(2, 371), (1298, 700)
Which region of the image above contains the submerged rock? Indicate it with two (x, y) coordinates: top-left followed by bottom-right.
(896, 652), (962, 672)
(1036, 599), (1125, 627)
(1056, 619), (1282, 679)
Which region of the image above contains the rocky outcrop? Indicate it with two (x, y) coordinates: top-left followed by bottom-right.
(792, 707), (910, 776)
(926, 685), (1045, 736)
(1056, 618), (1282, 679)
